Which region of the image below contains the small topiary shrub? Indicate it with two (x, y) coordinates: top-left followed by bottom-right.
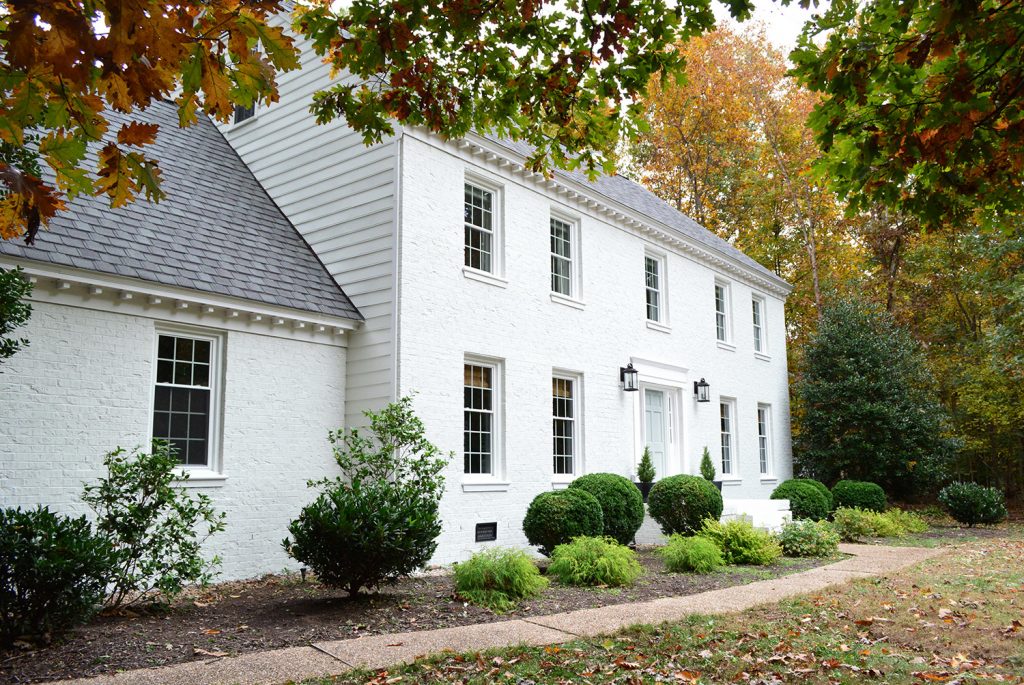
(637, 447), (656, 485)
(648, 475), (724, 536)
(660, 535), (724, 574)
(698, 519), (782, 566)
(453, 548), (548, 613)
(938, 482), (1008, 527)
(770, 480), (830, 521)
(523, 489), (603, 557)
(699, 446), (716, 482)
(778, 520), (840, 557)
(0, 507), (114, 647)
(831, 480), (886, 512)
(547, 536), (643, 587)
(569, 473), (644, 546)
(791, 478), (833, 511)
(881, 508), (929, 534)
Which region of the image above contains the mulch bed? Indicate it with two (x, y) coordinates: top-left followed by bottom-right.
(2, 549), (835, 684)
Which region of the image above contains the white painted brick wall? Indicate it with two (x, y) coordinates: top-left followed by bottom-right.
(396, 135), (794, 564)
(0, 300), (347, 580)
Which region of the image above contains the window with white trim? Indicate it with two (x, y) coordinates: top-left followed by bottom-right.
(715, 281), (731, 342)
(752, 296), (766, 353)
(552, 375), (579, 476)
(464, 361), (500, 475)
(645, 254), (665, 322)
(719, 399), (736, 476)
(464, 182), (495, 272)
(550, 216), (576, 297)
(153, 332), (218, 467)
(757, 404), (772, 475)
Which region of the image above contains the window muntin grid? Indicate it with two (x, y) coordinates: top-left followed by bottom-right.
(153, 334), (212, 466)
(464, 364), (494, 475)
(720, 400), (734, 475)
(758, 405), (771, 475)
(752, 298), (764, 352)
(645, 256), (661, 321)
(552, 377), (576, 475)
(464, 183), (494, 272)
(715, 283), (728, 341)
(550, 217), (573, 296)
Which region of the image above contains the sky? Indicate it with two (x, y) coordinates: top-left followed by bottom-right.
(714, 0), (826, 53)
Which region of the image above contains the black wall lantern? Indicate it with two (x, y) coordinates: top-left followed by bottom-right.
(620, 363), (639, 392)
(693, 378), (711, 402)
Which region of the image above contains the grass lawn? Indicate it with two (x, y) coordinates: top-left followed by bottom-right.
(312, 527), (1024, 684)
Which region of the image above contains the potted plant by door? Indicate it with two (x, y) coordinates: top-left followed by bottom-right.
(700, 446), (722, 492)
(636, 446), (656, 503)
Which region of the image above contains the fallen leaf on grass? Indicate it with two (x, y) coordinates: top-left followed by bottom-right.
(202, 629), (221, 635)
(1001, 619), (1022, 635)
(194, 648), (228, 658)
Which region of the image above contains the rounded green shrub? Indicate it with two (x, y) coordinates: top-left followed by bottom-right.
(569, 473), (644, 546)
(791, 478), (833, 510)
(0, 507), (114, 647)
(698, 518), (782, 566)
(648, 475), (724, 536)
(938, 482), (1008, 527)
(770, 480), (830, 521)
(660, 535), (724, 574)
(831, 480), (886, 512)
(523, 489), (603, 557)
(547, 536), (643, 587)
(778, 520), (840, 557)
(453, 547), (548, 613)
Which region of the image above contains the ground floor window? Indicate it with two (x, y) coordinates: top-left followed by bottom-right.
(153, 332), (218, 467)
(758, 404), (772, 475)
(720, 399), (735, 476)
(464, 361), (498, 475)
(552, 376), (578, 476)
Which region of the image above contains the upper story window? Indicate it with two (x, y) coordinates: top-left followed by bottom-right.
(464, 360), (501, 476)
(719, 399), (735, 476)
(757, 404), (772, 475)
(645, 254), (665, 322)
(464, 182), (495, 273)
(233, 103), (255, 124)
(752, 296), (766, 353)
(552, 375), (579, 477)
(715, 281), (731, 342)
(550, 216), (576, 297)
(153, 332), (220, 468)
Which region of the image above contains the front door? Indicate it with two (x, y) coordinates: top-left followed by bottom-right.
(643, 388), (668, 477)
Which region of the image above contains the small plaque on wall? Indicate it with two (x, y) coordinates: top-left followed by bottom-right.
(475, 522), (497, 542)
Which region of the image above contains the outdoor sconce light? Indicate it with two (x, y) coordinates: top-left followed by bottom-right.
(620, 363), (639, 392)
(693, 378), (711, 402)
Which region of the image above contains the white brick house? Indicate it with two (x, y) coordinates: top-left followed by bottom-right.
(0, 34), (793, 579)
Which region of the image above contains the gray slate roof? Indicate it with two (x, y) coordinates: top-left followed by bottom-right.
(1, 101), (361, 321)
(486, 136), (785, 286)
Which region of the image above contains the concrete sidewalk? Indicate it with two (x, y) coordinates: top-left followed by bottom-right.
(50, 544), (943, 685)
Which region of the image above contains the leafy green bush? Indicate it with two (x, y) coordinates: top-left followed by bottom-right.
(453, 548), (548, 612)
(881, 508), (929, 534)
(778, 520), (840, 557)
(698, 519), (782, 566)
(699, 446), (716, 481)
(791, 478), (833, 511)
(569, 473), (644, 546)
(82, 441), (225, 608)
(637, 447), (656, 484)
(831, 480), (887, 513)
(547, 536), (643, 587)
(0, 507), (114, 647)
(284, 398), (449, 596)
(770, 480), (830, 521)
(832, 507), (907, 541)
(523, 489), (603, 557)
(938, 482), (1008, 527)
(660, 535), (724, 573)
(648, 475), (724, 536)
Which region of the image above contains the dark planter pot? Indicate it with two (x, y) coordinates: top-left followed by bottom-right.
(635, 481), (653, 503)
(712, 480), (723, 492)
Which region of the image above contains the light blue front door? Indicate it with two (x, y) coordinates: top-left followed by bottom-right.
(644, 388), (668, 477)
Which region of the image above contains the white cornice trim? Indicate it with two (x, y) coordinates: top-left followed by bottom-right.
(2, 257), (362, 339)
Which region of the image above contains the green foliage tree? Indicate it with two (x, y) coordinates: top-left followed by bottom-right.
(699, 446), (716, 481)
(794, 298), (956, 497)
(0, 266), (31, 364)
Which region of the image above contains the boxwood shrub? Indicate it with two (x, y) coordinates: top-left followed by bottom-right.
(938, 482), (1008, 527)
(568, 473), (644, 545)
(831, 480), (886, 512)
(523, 489), (603, 556)
(770, 480), (830, 521)
(648, 474), (724, 536)
(790, 478), (833, 511)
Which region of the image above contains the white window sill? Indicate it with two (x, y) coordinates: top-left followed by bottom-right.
(646, 320), (671, 334)
(462, 481), (511, 493)
(754, 352), (772, 362)
(719, 478), (742, 485)
(716, 340), (736, 352)
(175, 469), (227, 488)
(550, 292), (585, 310)
(760, 476), (778, 484)
(462, 267), (508, 288)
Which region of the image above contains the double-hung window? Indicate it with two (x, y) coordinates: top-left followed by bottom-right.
(153, 332), (218, 467)
(645, 254), (664, 322)
(757, 404), (772, 475)
(552, 376), (578, 477)
(752, 296), (766, 353)
(464, 362), (498, 475)
(715, 281), (731, 342)
(550, 217), (574, 296)
(719, 399), (735, 476)
(464, 182), (495, 272)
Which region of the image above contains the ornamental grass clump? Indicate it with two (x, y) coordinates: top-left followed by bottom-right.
(568, 473), (645, 546)
(648, 474), (723, 536)
(547, 536), (643, 587)
(453, 548), (548, 613)
(939, 482), (1008, 527)
(698, 518), (782, 566)
(778, 519), (840, 558)
(523, 489), (603, 557)
(660, 534), (724, 574)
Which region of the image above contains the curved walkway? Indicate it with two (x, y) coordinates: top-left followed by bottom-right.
(51, 544), (943, 685)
